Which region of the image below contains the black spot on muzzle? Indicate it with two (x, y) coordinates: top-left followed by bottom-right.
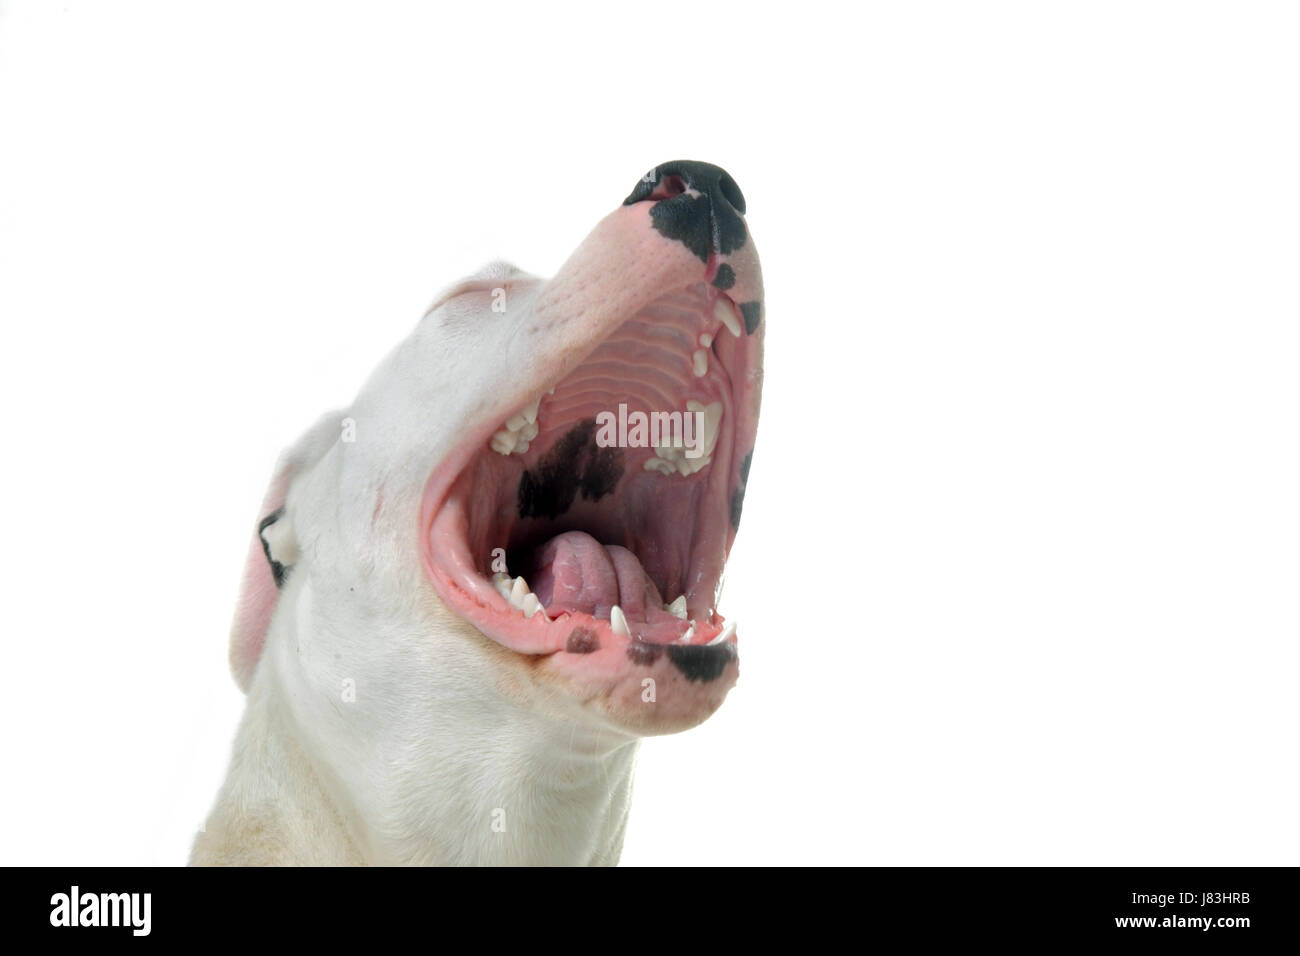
(667, 642), (738, 683)
(565, 627), (600, 654)
(626, 640), (665, 666)
(623, 160), (748, 263)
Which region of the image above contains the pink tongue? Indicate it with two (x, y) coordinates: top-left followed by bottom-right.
(531, 531), (667, 623)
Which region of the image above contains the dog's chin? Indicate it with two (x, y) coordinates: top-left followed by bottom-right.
(524, 632), (739, 738)
(437, 584), (740, 739)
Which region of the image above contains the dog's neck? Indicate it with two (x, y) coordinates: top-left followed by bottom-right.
(192, 661), (639, 866)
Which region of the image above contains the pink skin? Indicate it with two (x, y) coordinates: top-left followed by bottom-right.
(419, 195), (763, 729)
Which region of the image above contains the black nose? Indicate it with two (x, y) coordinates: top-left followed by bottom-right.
(623, 160), (748, 262)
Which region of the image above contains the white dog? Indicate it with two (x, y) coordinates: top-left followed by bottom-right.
(192, 161), (764, 865)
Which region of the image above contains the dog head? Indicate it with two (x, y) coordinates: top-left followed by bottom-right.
(230, 161), (764, 768)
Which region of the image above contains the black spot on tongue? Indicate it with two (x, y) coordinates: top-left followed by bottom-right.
(517, 421), (624, 520)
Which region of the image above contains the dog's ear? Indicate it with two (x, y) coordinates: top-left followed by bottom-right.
(229, 412), (344, 692)
(422, 260), (531, 317)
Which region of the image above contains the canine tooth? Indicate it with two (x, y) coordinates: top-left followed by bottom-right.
(676, 455), (709, 476)
(610, 605), (630, 637)
(523, 397), (540, 424)
(521, 593), (543, 619)
(493, 573), (513, 601)
(686, 399), (724, 459)
(692, 348), (708, 377)
(510, 576), (529, 606)
(699, 332), (713, 348)
(490, 430), (518, 455)
(714, 297), (742, 337)
(666, 596), (688, 619)
(709, 621), (737, 645)
(679, 624), (695, 644)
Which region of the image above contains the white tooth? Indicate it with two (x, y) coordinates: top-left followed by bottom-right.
(692, 348), (708, 377)
(679, 624), (695, 644)
(666, 596), (687, 619)
(714, 297), (742, 337)
(514, 439), (530, 454)
(709, 621), (737, 645)
(522, 593), (542, 619)
(523, 398), (540, 424)
(506, 413), (529, 433)
(643, 457), (676, 474)
(687, 399), (723, 459)
(698, 332), (713, 348)
(610, 605), (630, 637)
(510, 576), (529, 606)
(519, 420), (539, 441)
(676, 455), (710, 476)
(655, 442), (683, 460)
(493, 573), (513, 600)
(490, 430), (517, 455)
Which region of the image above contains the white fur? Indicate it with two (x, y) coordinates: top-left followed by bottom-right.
(194, 262), (647, 866)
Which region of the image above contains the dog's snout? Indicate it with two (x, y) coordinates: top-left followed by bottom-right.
(623, 160), (749, 262)
(713, 168), (746, 217)
(625, 160), (746, 214)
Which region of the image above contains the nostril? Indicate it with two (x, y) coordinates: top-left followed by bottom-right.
(717, 173), (746, 216)
(625, 161), (749, 259)
(650, 175), (687, 201)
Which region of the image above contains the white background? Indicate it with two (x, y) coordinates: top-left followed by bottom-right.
(1, 1), (1296, 866)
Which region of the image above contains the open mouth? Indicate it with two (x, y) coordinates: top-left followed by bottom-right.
(420, 280), (758, 668)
